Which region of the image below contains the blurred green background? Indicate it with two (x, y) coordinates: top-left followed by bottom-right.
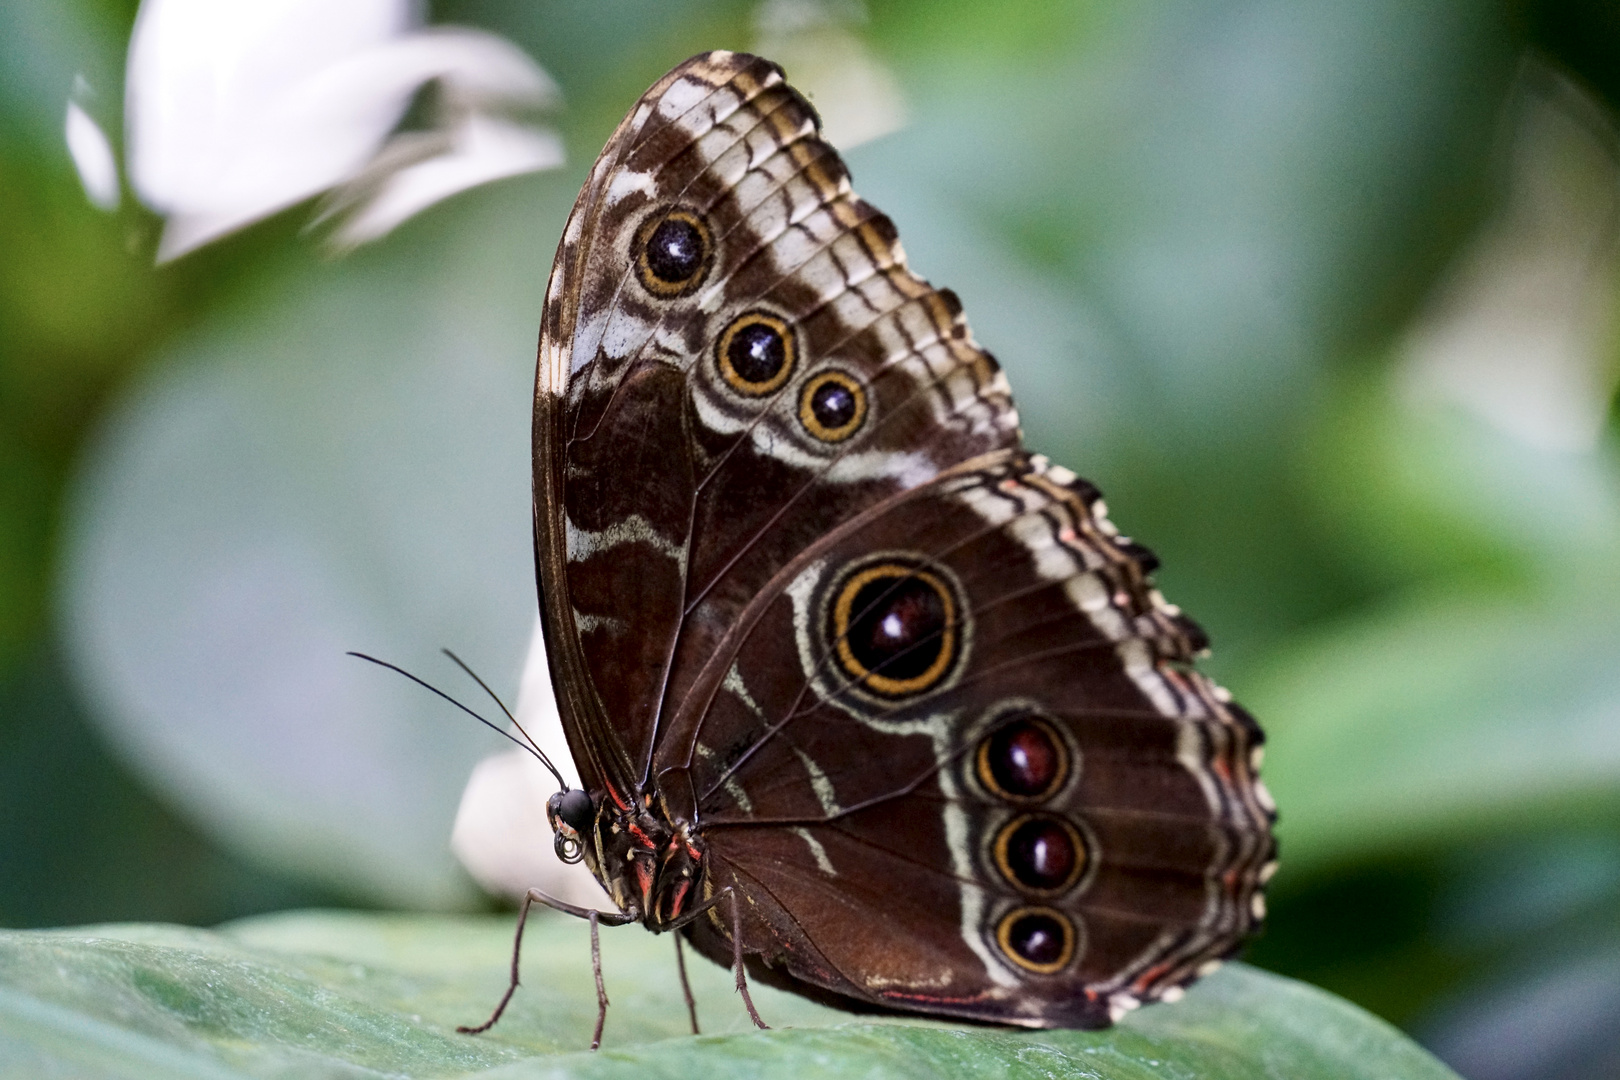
(3, 2), (1620, 1079)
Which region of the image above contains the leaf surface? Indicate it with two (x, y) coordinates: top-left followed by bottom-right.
(0, 911), (1459, 1079)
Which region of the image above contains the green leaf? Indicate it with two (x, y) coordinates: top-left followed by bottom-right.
(1251, 580), (1620, 874)
(0, 910), (1458, 1079)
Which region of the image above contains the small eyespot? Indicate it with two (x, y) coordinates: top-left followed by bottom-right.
(992, 814), (1086, 895)
(799, 370), (867, 442)
(635, 208), (713, 296)
(717, 312), (795, 394)
(976, 714), (1068, 802)
(828, 560), (962, 698)
(995, 906), (1076, 974)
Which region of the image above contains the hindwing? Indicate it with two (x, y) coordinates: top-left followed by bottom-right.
(658, 451), (1273, 1025)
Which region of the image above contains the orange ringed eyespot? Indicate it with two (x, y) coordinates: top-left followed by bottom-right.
(829, 561), (959, 697)
(716, 311), (795, 394)
(799, 369), (867, 441)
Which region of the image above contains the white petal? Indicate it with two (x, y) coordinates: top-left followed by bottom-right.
(65, 100), (120, 210)
(330, 113), (564, 249)
(127, 0), (558, 261)
(374, 26), (559, 109)
(128, 0), (408, 213)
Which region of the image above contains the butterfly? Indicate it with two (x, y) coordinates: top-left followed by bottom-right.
(463, 50), (1276, 1048)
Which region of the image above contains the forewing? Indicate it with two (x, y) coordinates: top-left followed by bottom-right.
(535, 51), (1019, 794)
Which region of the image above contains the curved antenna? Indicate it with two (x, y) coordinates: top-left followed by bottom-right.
(347, 651), (568, 791)
(441, 648), (567, 794)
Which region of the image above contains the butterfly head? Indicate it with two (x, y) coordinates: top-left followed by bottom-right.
(547, 787), (595, 864)
(548, 785), (707, 928)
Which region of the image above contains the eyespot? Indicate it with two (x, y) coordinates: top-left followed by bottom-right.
(995, 906), (1076, 974)
(799, 370), (867, 441)
(992, 814), (1086, 895)
(828, 560), (961, 698)
(635, 208), (713, 296)
(976, 713), (1069, 802)
(716, 311), (795, 394)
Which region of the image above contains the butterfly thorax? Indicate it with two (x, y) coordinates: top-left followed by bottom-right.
(578, 793), (704, 930)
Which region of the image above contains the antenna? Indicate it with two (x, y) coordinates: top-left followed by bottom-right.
(347, 651), (569, 792)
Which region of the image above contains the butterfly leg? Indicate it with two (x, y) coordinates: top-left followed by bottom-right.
(588, 910), (610, 1050)
(723, 889), (768, 1030)
(673, 932), (701, 1035)
(667, 886), (768, 1031)
(458, 887), (633, 1039)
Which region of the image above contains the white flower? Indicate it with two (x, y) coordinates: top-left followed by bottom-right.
(70, 0), (563, 261)
(65, 98), (121, 211)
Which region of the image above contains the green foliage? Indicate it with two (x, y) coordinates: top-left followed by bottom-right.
(0, 911), (1460, 1079)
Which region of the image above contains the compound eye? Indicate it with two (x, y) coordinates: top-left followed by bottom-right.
(551, 788), (595, 833)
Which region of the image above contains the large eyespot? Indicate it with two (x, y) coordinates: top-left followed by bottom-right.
(635, 208), (713, 296)
(993, 814), (1086, 895)
(829, 560), (962, 698)
(995, 906), (1077, 974)
(977, 713), (1069, 802)
(799, 370), (867, 442)
(716, 312), (795, 394)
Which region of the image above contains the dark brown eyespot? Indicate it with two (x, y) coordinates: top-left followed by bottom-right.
(635, 208), (712, 296)
(995, 907), (1076, 973)
(829, 561), (961, 698)
(977, 714), (1068, 801)
(993, 815), (1086, 894)
(799, 370), (867, 441)
(717, 312), (795, 394)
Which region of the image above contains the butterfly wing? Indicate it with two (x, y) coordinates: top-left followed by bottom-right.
(535, 52), (1018, 799)
(659, 451), (1274, 1027)
(535, 49), (1274, 1026)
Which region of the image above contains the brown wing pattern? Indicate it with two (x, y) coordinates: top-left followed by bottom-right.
(664, 451), (1274, 1026)
(534, 49), (1274, 1027)
(535, 51), (1018, 795)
